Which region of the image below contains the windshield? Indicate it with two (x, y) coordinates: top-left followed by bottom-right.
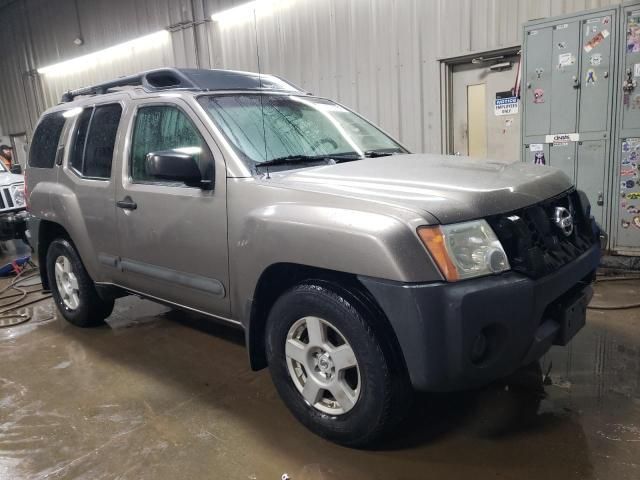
(198, 94), (406, 170)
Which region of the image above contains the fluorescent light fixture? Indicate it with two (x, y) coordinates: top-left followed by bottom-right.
(211, 0), (294, 27)
(37, 30), (170, 77)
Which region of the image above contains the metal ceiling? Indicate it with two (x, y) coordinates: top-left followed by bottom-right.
(0, 0), (628, 150)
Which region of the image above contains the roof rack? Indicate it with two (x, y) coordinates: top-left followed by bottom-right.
(60, 68), (197, 102)
(60, 67), (306, 103)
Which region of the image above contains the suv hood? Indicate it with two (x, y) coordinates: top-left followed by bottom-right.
(0, 171), (24, 186)
(267, 154), (573, 224)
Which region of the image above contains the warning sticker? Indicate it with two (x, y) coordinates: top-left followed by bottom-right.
(494, 96), (519, 116)
(558, 52), (575, 67)
(529, 144), (544, 152)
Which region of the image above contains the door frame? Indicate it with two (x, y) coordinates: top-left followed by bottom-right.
(439, 46), (521, 155)
(9, 132), (28, 169)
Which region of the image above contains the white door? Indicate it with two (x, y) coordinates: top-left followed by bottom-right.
(451, 55), (522, 162)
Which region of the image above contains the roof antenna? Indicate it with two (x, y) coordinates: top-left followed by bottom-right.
(253, 7), (270, 179)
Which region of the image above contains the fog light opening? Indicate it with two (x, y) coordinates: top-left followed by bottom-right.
(470, 324), (505, 366)
(471, 331), (489, 364)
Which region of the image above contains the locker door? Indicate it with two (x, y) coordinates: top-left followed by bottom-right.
(549, 142), (576, 181)
(579, 14), (614, 133)
(550, 22), (580, 134)
(576, 140), (606, 225)
(622, 9), (640, 131)
(616, 138), (640, 248)
(524, 27), (552, 136)
(524, 143), (550, 166)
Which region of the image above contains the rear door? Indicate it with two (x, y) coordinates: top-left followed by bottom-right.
(55, 101), (123, 284)
(113, 99), (230, 317)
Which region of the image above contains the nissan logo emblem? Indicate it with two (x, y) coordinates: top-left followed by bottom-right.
(552, 206), (574, 237)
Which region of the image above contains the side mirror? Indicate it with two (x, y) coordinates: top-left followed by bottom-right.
(145, 150), (212, 189)
(10, 164), (22, 174)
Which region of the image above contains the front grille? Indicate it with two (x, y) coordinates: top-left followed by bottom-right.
(487, 190), (597, 279)
(0, 187), (17, 211)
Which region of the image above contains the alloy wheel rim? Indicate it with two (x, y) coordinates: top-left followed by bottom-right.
(285, 316), (361, 415)
(54, 255), (80, 310)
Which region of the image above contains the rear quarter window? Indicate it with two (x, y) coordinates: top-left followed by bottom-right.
(83, 104), (122, 178)
(29, 112), (66, 168)
(69, 104), (122, 179)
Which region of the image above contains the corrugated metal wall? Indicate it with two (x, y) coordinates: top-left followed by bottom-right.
(0, 0), (624, 152)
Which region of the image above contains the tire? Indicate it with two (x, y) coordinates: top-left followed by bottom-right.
(266, 282), (411, 447)
(46, 238), (114, 327)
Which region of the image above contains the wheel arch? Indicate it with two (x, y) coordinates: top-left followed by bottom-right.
(37, 220), (72, 290)
(246, 262), (408, 376)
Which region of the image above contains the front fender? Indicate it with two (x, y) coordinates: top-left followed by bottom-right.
(229, 202), (443, 324)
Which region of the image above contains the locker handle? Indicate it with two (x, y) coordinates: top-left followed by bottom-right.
(623, 70), (637, 92)
(597, 192), (604, 206)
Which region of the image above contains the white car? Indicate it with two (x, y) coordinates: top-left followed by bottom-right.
(0, 162), (27, 242)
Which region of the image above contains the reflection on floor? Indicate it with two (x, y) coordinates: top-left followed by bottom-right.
(0, 240), (638, 479)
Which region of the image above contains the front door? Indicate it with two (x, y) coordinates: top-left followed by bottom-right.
(450, 54), (522, 162)
(114, 99), (230, 317)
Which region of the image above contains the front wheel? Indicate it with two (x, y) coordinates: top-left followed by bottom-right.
(46, 238), (114, 327)
(266, 282), (411, 447)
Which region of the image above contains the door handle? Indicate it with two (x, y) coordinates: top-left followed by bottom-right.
(116, 196), (137, 210)
(597, 192), (604, 206)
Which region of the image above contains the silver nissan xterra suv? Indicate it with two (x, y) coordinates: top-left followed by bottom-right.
(26, 68), (602, 447)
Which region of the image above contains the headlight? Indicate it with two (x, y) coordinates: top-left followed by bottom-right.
(417, 220), (510, 281)
(10, 183), (25, 207)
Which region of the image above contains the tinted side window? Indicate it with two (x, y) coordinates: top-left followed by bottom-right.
(84, 104), (122, 178)
(131, 105), (212, 185)
(69, 104), (122, 179)
(70, 108), (93, 173)
(29, 112), (66, 168)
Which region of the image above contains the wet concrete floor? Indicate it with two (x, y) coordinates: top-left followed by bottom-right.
(0, 244), (639, 479)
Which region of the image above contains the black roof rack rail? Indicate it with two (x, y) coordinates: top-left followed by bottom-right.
(59, 68), (307, 103)
(60, 68), (198, 103)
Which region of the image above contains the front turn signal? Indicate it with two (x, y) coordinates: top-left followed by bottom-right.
(417, 226), (459, 282)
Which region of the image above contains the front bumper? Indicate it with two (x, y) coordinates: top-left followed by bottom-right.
(359, 242), (600, 392)
(0, 209), (28, 241)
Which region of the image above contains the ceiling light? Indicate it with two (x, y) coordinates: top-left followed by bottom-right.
(211, 0), (294, 27)
(37, 30), (170, 77)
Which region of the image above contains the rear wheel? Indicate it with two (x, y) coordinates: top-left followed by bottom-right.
(266, 282), (411, 447)
(46, 238), (114, 327)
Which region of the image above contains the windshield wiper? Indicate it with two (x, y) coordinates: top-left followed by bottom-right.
(255, 152), (363, 170)
(255, 155), (329, 170)
(254, 150), (404, 172)
(364, 149), (405, 158)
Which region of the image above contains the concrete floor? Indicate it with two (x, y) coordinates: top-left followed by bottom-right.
(0, 243), (639, 479)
